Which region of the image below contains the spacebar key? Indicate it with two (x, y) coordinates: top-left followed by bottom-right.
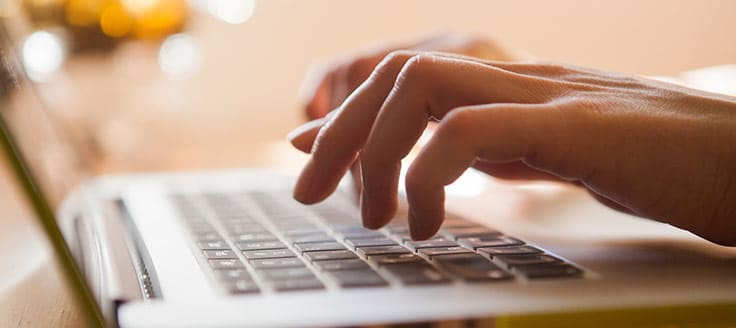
(434, 253), (512, 281)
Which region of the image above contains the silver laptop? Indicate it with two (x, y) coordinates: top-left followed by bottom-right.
(2, 17), (736, 328)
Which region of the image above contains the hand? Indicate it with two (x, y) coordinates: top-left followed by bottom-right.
(289, 50), (736, 246)
(293, 32), (524, 193)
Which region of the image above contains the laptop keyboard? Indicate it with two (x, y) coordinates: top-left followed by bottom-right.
(170, 190), (583, 295)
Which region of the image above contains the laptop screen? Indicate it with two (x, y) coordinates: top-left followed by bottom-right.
(0, 17), (90, 211)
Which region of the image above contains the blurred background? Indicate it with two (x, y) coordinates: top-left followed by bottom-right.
(2, 0), (736, 173)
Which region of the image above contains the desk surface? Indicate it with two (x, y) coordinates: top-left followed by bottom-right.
(1, 1), (736, 326)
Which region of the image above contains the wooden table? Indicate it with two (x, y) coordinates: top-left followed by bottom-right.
(1, 1), (735, 326)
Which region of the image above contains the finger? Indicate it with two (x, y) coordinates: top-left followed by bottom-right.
(406, 103), (569, 239)
(471, 160), (566, 182)
(293, 51), (420, 205)
(299, 62), (335, 120)
(288, 117), (326, 153)
(360, 55), (558, 229)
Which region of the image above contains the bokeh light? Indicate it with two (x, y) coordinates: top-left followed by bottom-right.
(207, 0), (255, 24)
(158, 33), (200, 78)
(22, 30), (66, 81)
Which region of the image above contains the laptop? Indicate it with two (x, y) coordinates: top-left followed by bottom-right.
(2, 16), (736, 328)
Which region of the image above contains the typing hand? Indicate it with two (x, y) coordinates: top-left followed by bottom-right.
(289, 51), (736, 245)
(293, 33), (521, 194)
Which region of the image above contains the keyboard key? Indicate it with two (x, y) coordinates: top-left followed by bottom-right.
(198, 240), (230, 250)
(514, 264), (583, 279)
(242, 249), (296, 260)
(203, 250), (238, 259)
(312, 259), (371, 271)
(209, 259), (245, 270)
(404, 238), (459, 251)
(224, 279), (260, 294)
(418, 246), (473, 258)
(341, 230), (386, 239)
(433, 253), (512, 281)
(327, 269), (388, 287)
(357, 245), (411, 257)
(441, 227), (502, 240)
(250, 258), (304, 269)
(294, 242), (346, 253)
(215, 269), (252, 281)
(232, 232), (278, 242)
(283, 227), (324, 236)
(304, 250), (359, 261)
(270, 278), (324, 291)
(383, 263), (450, 285)
(497, 254), (562, 268)
(477, 245), (542, 257)
(257, 267), (315, 281)
(288, 233), (335, 244)
(345, 238), (398, 249)
(236, 241), (286, 251)
(370, 253), (424, 266)
(457, 236), (524, 249)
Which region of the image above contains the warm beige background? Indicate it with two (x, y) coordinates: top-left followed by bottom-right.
(45, 0), (736, 173)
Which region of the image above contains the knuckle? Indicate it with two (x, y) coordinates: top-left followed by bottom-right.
(368, 50), (416, 83)
(436, 108), (476, 141)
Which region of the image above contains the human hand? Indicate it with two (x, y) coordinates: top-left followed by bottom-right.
(293, 32), (523, 193)
(289, 51), (736, 246)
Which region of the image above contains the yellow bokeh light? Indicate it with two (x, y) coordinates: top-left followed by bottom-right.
(132, 0), (186, 39)
(100, 2), (133, 37)
(120, 0), (156, 16)
(64, 0), (108, 27)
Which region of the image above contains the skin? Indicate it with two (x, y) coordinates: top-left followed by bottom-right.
(288, 34), (736, 246)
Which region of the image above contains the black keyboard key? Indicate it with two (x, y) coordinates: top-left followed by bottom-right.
(236, 241), (286, 251)
(457, 236), (524, 249)
(497, 254), (562, 268)
(341, 230), (386, 239)
(257, 267), (315, 281)
(370, 253), (424, 266)
(441, 227), (502, 240)
(270, 278), (324, 291)
(312, 259), (371, 271)
(327, 269), (388, 287)
(304, 250), (359, 261)
(514, 264), (583, 279)
(384, 225), (410, 233)
(198, 240), (230, 250)
(294, 242), (346, 253)
(242, 249), (296, 260)
(224, 279), (260, 294)
(477, 245), (542, 257)
(404, 238), (459, 251)
(203, 250), (238, 259)
(283, 227), (324, 236)
(383, 263), (450, 285)
(250, 257), (304, 269)
(357, 245), (411, 257)
(215, 269), (252, 281)
(209, 259), (245, 270)
(288, 233), (335, 244)
(433, 253), (512, 281)
(232, 232), (278, 242)
(418, 246), (473, 258)
(345, 238), (398, 249)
